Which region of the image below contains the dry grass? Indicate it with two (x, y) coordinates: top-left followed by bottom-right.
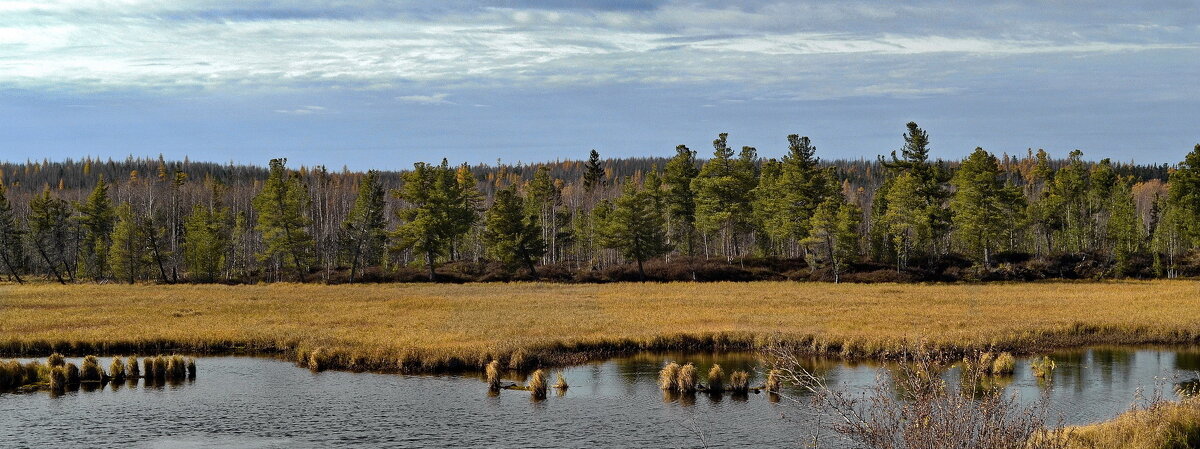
(764, 369), (781, 393)
(677, 362), (698, 392)
(108, 356), (125, 381)
(1032, 356), (1056, 378)
(707, 364), (724, 392)
(80, 355), (102, 382)
(3, 281), (1200, 373)
(1065, 398), (1200, 449)
(553, 372), (568, 390)
(485, 360), (501, 390)
(658, 362), (680, 391)
(126, 356), (139, 378)
(729, 370), (750, 393)
(528, 369), (547, 399)
(992, 352), (1016, 376)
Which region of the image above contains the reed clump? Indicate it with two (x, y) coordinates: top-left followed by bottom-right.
(47, 353), (65, 368)
(658, 362), (680, 391)
(80, 355), (103, 382)
(528, 369), (547, 399)
(0, 360), (44, 390)
(764, 369), (781, 393)
(1031, 356), (1056, 378)
(152, 356), (167, 380)
(142, 357), (156, 379)
(553, 372), (568, 390)
(108, 357), (126, 381)
(485, 360), (501, 391)
(49, 366), (66, 391)
(707, 364), (724, 392)
(186, 358), (197, 379)
(65, 363), (80, 385)
(676, 363), (698, 393)
(126, 356), (139, 378)
(729, 370), (750, 393)
(991, 352), (1016, 376)
(166, 355), (186, 380)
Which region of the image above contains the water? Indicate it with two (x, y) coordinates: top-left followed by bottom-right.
(2, 347), (1197, 448)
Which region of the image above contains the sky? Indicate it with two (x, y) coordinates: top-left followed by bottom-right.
(1, 0), (1198, 170)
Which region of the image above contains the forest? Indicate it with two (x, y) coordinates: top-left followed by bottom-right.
(1, 122), (1197, 285)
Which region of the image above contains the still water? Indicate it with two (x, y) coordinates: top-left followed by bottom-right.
(2, 348), (1197, 448)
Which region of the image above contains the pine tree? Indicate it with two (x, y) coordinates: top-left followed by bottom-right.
(483, 186), (545, 276)
(28, 188), (73, 283)
(883, 122), (950, 260)
(108, 203), (147, 284)
(663, 145), (699, 256)
(883, 173), (926, 270)
(1047, 150), (1089, 253)
(1168, 144), (1200, 246)
(692, 134), (756, 259)
(0, 184), (25, 283)
(76, 177), (116, 281)
(252, 158), (314, 281)
(778, 135), (832, 252)
(597, 180), (669, 280)
(392, 160), (477, 281)
(340, 170), (387, 282)
(183, 204), (229, 282)
(525, 166), (560, 264)
(950, 148), (1017, 267)
(1107, 177), (1140, 276)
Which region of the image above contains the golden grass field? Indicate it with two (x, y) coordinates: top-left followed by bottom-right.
(2, 280), (1200, 373)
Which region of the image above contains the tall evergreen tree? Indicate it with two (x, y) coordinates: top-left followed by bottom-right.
(1168, 144), (1200, 246)
(392, 160), (477, 281)
(252, 158), (313, 281)
(340, 170), (387, 282)
(949, 148), (1021, 267)
(583, 149), (606, 192)
(483, 186), (545, 276)
(76, 177), (116, 281)
(692, 134), (756, 259)
(28, 188), (73, 283)
(598, 180), (669, 280)
(108, 203), (147, 284)
(663, 144), (699, 256)
(1107, 177), (1140, 276)
(183, 204), (230, 282)
(0, 184), (25, 283)
(884, 122), (950, 260)
(883, 173), (926, 270)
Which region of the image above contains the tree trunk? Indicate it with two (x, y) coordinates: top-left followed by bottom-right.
(426, 249), (437, 282)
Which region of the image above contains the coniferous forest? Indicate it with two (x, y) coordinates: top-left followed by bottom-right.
(1, 122), (1197, 284)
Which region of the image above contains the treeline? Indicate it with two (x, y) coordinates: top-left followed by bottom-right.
(1, 122), (1198, 284)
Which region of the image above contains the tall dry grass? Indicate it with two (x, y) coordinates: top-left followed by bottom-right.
(1064, 398), (1200, 448)
(485, 360), (501, 391)
(4, 281), (1200, 373)
(528, 369), (547, 399)
(707, 364), (724, 392)
(676, 363), (698, 393)
(659, 362), (680, 391)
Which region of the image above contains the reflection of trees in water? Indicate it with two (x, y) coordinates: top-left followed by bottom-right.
(1174, 349), (1200, 371)
(1047, 350), (1088, 393)
(1090, 348), (1134, 387)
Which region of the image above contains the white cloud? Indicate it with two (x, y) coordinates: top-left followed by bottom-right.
(274, 105), (326, 114)
(395, 93), (454, 105)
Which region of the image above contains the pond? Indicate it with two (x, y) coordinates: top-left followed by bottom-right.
(2, 347), (1197, 448)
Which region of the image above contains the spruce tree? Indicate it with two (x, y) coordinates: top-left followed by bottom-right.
(76, 177), (116, 281)
(1168, 144), (1200, 246)
(883, 173), (926, 270)
(28, 188), (73, 283)
(950, 148), (1016, 267)
(583, 149), (605, 192)
(252, 158), (313, 281)
(692, 134), (756, 259)
(392, 160), (477, 281)
(483, 186), (545, 276)
(0, 184), (25, 283)
(663, 145), (699, 256)
(108, 203), (146, 284)
(183, 204), (229, 282)
(1107, 177), (1140, 276)
(884, 122), (950, 260)
(340, 170), (387, 282)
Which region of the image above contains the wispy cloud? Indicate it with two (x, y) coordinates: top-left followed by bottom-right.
(395, 93), (454, 105)
(274, 105), (326, 115)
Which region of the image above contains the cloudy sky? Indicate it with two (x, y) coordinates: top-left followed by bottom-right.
(1, 1), (1197, 169)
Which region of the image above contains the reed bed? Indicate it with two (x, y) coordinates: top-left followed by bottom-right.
(4, 281), (1200, 374)
(528, 369), (547, 399)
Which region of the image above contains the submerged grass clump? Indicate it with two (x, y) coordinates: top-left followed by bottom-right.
(65, 363), (80, 385)
(528, 369), (547, 399)
(186, 358), (197, 379)
(658, 362), (680, 391)
(764, 369), (781, 393)
(485, 360), (501, 391)
(553, 372), (568, 390)
(729, 370), (750, 393)
(707, 364), (724, 392)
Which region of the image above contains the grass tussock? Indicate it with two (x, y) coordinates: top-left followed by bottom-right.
(0, 360), (44, 390)
(1032, 356), (1057, 378)
(47, 353), (65, 367)
(108, 357), (125, 381)
(49, 366), (66, 391)
(729, 370), (750, 393)
(152, 356), (167, 379)
(707, 364), (724, 392)
(659, 362), (680, 391)
(142, 357), (155, 379)
(764, 369), (781, 393)
(6, 281), (1200, 374)
(80, 355), (103, 382)
(126, 356), (139, 378)
(186, 357), (197, 379)
(676, 363), (698, 393)
(1064, 398), (1200, 449)
(65, 363), (80, 385)
(553, 372), (568, 390)
(991, 352), (1016, 376)
(528, 369), (547, 399)
(485, 360), (501, 391)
